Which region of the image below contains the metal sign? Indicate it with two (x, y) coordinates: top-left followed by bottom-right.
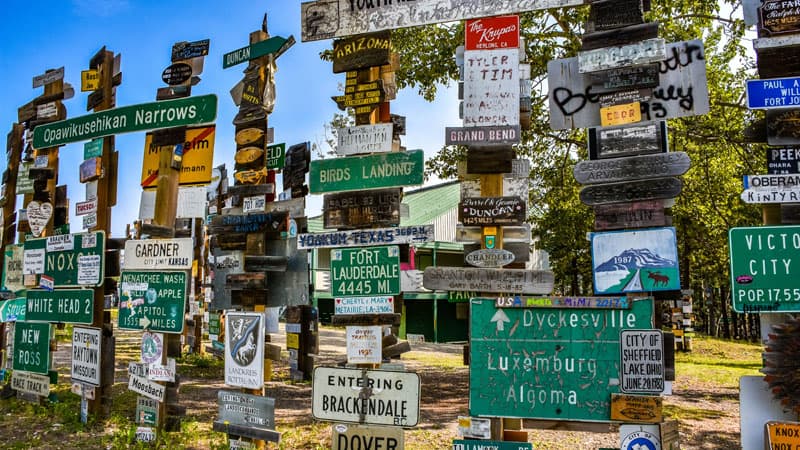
(463, 49), (519, 127)
(13, 321), (51, 374)
(767, 422), (800, 448)
(573, 152), (690, 185)
(162, 63), (193, 86)
(469, 297), (654, 421)
(620, 330), (664, 393)
(600, 101), (642, 126)
(548, 40), (709, 130)
(611, 393), (663, 423)
(32, 66), (64, 88)
(300, 0), (585, 42)
(331, 246), (401, 297)
(747, 76), (800, 109)
(0, 298), (26, 322)
(223, 35), (294, 69)
(346, 325), (382, 364)
(225, 312), (265, 389)
(75, 199), (98, 216)
(465, 15), (519, 50)
(72, 326), (101, 386)
(312, 366), (420, 426)
(118, 271), (187, 333)
(729, 226), (800, 313)
(768, 147), (800, 174)
(459, 196), (526, 226)
(332, 423), (404, 450)
(11, 370), (50, 396)
(23, 232), (105, 288)
(267, 143), (286, 170)
(25, 289), (94, 324)
(578, 39), (666, 73)
(465, 248), (515, 268)
(172, 39), (210, 61)
(218, 390), (276, 429)
(336, 123), (394, 156)
(123, 238), (193, 270)
(141, 125), (216, 188)
(445, 125), (520, 147)
(310, 150), (423, 194)
(423, 267), (554, 294)
(323, 189), (401, 229)
(136, 396), (159, 426)
(744, 174), (800, 190)
(453, 440), (532, 450)
(298, 224), (435, 250)
(335, 296), (394, 315)
(32, 94), (218, 149)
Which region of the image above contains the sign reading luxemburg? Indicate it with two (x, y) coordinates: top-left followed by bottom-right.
(298, 225), (435, 250)
(469, 297), (654, 421)
(32, 94), (217, 148)
(26, 289), (94, 324)
(309, 149), (424, 194)
(118, 271), (187, 333)
(23, 232), (105, 288)
(13, 321), (51, 374)
(729, 225), (800, 313)
(331, 246), (400, 297)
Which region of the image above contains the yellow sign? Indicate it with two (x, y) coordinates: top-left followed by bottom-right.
(141, 125), (216, 188)
(600, 102), (642, 126)
(610, 393), (663, 423)
(81, 70), (100, 92)
(767, 421), (800, 447)
(286, 333), (300, 350)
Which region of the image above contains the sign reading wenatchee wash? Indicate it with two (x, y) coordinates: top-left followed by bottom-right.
(332, 31), (392, 73)
(578, 39), (666, 73)
(141, 125), (216, 188)
(574, 152), (690, 185)
(32, 94), (217, 149)
(23, 232), (105, 288)
(323, 188), (401, 229)
(123, 238), (193, 270)
(312, 366), (420, 426)
(118, 271), (187, 333)
(26, 289), (94, 324)
(336, 123), (394, 156)
(459, 196), (526, 226)
(298, 224), (435, 250)
(72, 326), (101, 386)
(13, 321), (51, 374)
(423, 267), (554, 294)
(310, 149), (423, 194)
(331, 246), (400, 297)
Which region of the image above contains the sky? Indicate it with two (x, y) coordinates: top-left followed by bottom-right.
(0, 0), (459, 238)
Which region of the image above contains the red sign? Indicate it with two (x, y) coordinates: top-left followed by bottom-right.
(465, 16), (520, 50)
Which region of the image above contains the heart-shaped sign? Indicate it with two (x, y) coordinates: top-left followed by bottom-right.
(27, 201), (53, 237)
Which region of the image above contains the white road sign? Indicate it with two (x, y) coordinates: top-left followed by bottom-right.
(123, 238), (193, 270)
(72, 326), (101, 386)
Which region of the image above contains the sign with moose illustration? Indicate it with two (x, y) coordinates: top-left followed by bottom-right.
(590, 227), (680, 294)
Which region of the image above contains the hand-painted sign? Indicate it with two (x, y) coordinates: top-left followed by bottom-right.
(25, 289), (93, 324)
(591, 227), (680, 294)
(13, 321), (51, 374)
(495, 295), (631, 309)
(465, 248), (515, 268)
(218, 390), (276, 429)
(465, 15), (520, 50)
(123, 238), (193, 270)
(323, 188), (401, 229)
(118, 271), (187, 333)
(332, 423), (404, 450)
(11, 370), (50, 396)
(759, 0), (800, 35)
(141, 125), (215, 188)
(309, 149), (424, 194)
(463, 49), (519, 127)
(741, 188), (800, 203)
(459, 196), (526, 226)
(747, 76), (800, 109)
(333, 31), (392, 73)
(172, 39), (210, 61)
(578, 39), (666, 73)
(548, 40), (709, 130)
(768, 147), (800, 174)
(335, 296), (394, 315)
(72, 326), (101, 386)
(332, 80), (386, 112)
(579, 177), (683, 206)
(312, 366), (420, 426)
(33, 94), (217, 149)
(574, 152), (690, 185)
(331, 246), (401, 297)
(469, 297), (653, 421)
(336, 123), (394, 156)
(610, 393), (663, 423)
(23, 232), (105, 288)
(32, 66), (64, 88)
(423, 267), (554, 294)
(225, 312), (265, 389)
(445, 125), (520, 146)
(453, 440), (532, 450)
(620, 330), (664, 393)
(300, 0), (584, 42)
(588, 121), (667, 160)
(594, 200), (667, 231)
(346, 325), (382, 364)
(729, 225), (800, 313)
(744, 174), (800, 191)
(129, 373), (166, 402)
(3, 245), (25, 293)
(298, 224), (434, 249)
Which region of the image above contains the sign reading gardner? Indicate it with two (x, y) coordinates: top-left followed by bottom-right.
(729, 225), (800, 313)
(123, 238), (193, 270)
(118, 271), (187, 333)
(225, 312), (265, 389)
(13, 321), (51, 374)
(309, 149), (424, 194)
(23, 232), (105, 288)
(72, 326), (101, 386)
(331, 246), (400, 297)
(459, 196), (526, 226)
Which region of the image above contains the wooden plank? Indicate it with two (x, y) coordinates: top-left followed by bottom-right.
(610, 393), (663, 423)
(759, 0), (800, 36)
(589, 121), (667, 160)
(323, 188), (401, 229)
(579, 177), (683, 206)
(466, 148), (515, 174)
(580, 22), (659, 51)
(767, 109), (800, 145)
(587, 0), (644, 32)
(578, 39), (666, 73)
(574, 152), (690, 185)
(227, 184), (275, 198)
(244, 255), (289, 272)
(754, 35), (800, 50)
(212, 421), (280, 443)
(594, 200), (666, 230)
(459, 196), (526, 226)
(783, 203), (800, 223)
(226, 273), (266, 290)
(336, 123), (394, 155)
(423, 267), (554, 294)
(757, 47), (800, 79)
(332, 31), (392, 73)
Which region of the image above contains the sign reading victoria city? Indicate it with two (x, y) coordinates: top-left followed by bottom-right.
(32, 95), (217, 148)
(298, 225), (434, 250)
(548, 40), (709, 130)
(225, 312), (265, 389)
(123, 238), (193, 270)
(619, 330), (664, 394)
(331, 246), (400, 297)
(312, 366), (420, 426)
(118, 271), (187, 333)
(72, 326), (101, 386)
(729, 225), (800, 313)
(469, 297), (654, 421)
(459, 196), (526, 226)
(23, 232), (105, 288)
(309, 149), (424, 194)
(13, 321), (51, 374)
(423, 267), (554, 294)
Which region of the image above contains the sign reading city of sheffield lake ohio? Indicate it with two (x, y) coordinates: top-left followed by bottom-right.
(463, 48), (520, 127)
(311, 366), (420, 426)
(548, 40), (709, 130)
(300, 0), (585, 42)
(453, 440), (532, 450)
(741, 174), (800, 203)
(619, 329), (664, 394)
(13, 321), (51, 374)
(309, 149), (424, 194)
(331, 246), (400, 297)
(459, 196), (526, 226)
(225, 312), (265, 389)
(217, 390), (275, 429)
(591, 227), (680, 295)
(298, 224), (434, 250)
(469, 297), (654, 421)
(423, 267), (555, 294)
(25, 289), (94, 324)
(23, 232), (105, 288)
(335, 296), (394, 315)
(71, 326), (101, 386)
(118, 271), (187, 333)
(141, 125), (216, 188)
(729, 225), (800, 313)
(336, 123), (394, 156)
(332, 423), (404, 450)
(123, 238), (193, 270)
(32, 94), (217, 149)
(747, 76), (800, 109)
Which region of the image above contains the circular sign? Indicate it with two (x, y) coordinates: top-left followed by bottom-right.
(621, 429), (661, 450)
(161, 63), (192, 86)
(465, 248), (515, 268)
(141, 332), (163, 364)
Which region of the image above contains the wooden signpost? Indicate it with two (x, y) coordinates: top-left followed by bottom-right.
(573, 152), (690, 184)
(579, 177), (683, 206)
(323, 188), (401, 229)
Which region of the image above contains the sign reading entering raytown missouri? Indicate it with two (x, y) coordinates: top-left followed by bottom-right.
(72, 326), (101, 386)
(32, 94), (217, 148)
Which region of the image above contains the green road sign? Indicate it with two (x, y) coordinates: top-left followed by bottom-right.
(223, 36), (293, 69)
(0, 298), (26, 322)
(267, 143), (285, 170)
(26, 289), (93, 324)
(469, 297), (654, 422)
(331, 246), (400, 297)
(453, 440), (532, 450)
(729, 225), (800, 313)
(23, 232), (105, 288)
(83, 138), (103, 159)
(208, 313), (221, 336)
(13, 321), (51, 374)
(309, 149), (424, 194)
(33, 95), (217, 148)
(118, 271), (187, 334)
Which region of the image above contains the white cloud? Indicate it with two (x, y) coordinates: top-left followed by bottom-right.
(72, 0), (130, 17)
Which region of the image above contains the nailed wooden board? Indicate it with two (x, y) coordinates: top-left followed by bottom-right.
(757, 46), (800, 79)
(579, 177), (683, 206)
(610, 393), (663, 423)
(423, 267), (554, 294)
(332, 31), (392, 73)
(767, 109), (800, 145)
(759, 0), (800, 37)
(594, 200), (667, 230)
(466, 147), (515, 174)
(578, 39), (666, 73)
(580, 22), (659, 51)
(574, 152), (690, 185)
(587, 0), (644, 32)
(208, 212), (288, 235)
(323, 189), (401, 229)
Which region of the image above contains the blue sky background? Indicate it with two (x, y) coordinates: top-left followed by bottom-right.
(0, 1), (458, 238)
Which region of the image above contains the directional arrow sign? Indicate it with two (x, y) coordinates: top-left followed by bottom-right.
(223, 36), (295, 69)
(490, 308), (510, 331)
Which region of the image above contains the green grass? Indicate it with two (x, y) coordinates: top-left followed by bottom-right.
(402, 351), (464, 370)
(674, 334), (763, 388)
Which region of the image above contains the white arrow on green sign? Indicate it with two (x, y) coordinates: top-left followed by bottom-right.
(118, 271), (187, 334)
(223, 36), (295, 69)
(0, 298), (26, 322)
(310, 149), (424, 194)
(33, 94), (217, 148)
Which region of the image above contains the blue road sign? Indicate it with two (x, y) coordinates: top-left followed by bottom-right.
(746, 76), (800, 109)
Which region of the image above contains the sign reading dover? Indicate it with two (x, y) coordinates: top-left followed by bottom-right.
(312, 367), (420, 426)
(332, 424), (404, 450)
(124, 238), (193, 270)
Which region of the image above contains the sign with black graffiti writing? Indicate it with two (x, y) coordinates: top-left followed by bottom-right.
(548, 39), (709, 130)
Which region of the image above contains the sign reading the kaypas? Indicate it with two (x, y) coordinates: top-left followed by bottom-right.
(331, 246), (400, 297)
(123, 238), (193, 270)
(465, 15), (519, 50)
(225, 312), (265, 389)
(72, 326), (101, 386)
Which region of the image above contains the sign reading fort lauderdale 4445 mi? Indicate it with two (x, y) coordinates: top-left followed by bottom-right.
(469, 298), (654, 421)
(330, 246), (400, 297)
(309, 149), (423, 194)
(32, 94), (217, 148)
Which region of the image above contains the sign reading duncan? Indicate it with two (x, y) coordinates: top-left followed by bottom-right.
(123, 238), (193, 270)
(225, 312), (265, 389)
(423, 267), (554, 294)
(312, 366), (420, 426)
(310, 149), (424, 194)
(331, 246), (401, 297)
(620, 329), (664, 394)
(574, 152), (690, 185)
(459, 196), (526, 226)
(336, 123), (394, 156)
(72, 326), (101, 386)
(118, 271), (187, 333)
(298, 225), (434, 250)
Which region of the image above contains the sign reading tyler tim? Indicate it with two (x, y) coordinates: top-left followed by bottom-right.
(465, 16), (519, 50)
(463, 49), (520, 127)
